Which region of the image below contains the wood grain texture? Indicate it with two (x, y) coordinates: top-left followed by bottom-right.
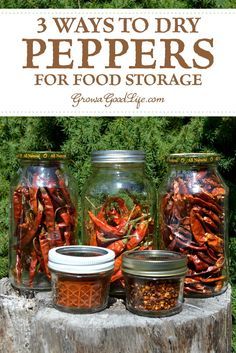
(0, 278), (232, 353)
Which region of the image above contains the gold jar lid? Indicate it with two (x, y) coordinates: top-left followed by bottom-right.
(122, 250), (187, 277)
(167, 153), (221, 165)
(17, 151), (67, 161)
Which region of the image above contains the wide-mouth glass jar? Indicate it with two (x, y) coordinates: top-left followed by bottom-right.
(122, 250), (187, 317)
(9, 152), (78, 291)
(158, 153), (229, 297)
(81, 150), (156, 296)
(48, 245), (115, 313)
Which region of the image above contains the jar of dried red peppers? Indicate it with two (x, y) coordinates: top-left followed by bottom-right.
(48, 246), (115, 313)
(122, 250), (187, 317)
(81, 150), (156, 296)
(158, 153), (229, 297)
(9, 152), (78, 291)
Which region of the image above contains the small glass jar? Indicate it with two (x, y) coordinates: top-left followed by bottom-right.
(48, 245), (115, 313)
(122, 250), (187, 317)
(158, 153), (229, 297)
(9, 152), (78, 291)
(81, 150), (156, 296)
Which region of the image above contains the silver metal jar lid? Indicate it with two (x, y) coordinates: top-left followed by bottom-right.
(92, 150), (145, 163)
(48, 246), (115, 274)
(122, 250), (187, 277)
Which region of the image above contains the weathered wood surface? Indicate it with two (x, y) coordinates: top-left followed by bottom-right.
(0, 278), (232, 353)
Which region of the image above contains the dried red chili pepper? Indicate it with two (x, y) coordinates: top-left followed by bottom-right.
(107, 238), (128, 256)
(29, 249), (38, 286)
(38, 231), (51, 280)
(59, 211), (71, 227)
(102, 197), (129, 226)
(86, 196), (154, 289)
(18, 205), (43, 249)
(40, 187), (55, 231)
(95, 230), (119, 247)
(126, 221), (149, 250)
(111, 269), (123, 283)
(28, 174), (40, 215)
(113, 254), (123, 274)
(13, 187), (23, 223)
(159, 159), (227, 297)
(15, 250), (22, 285)
(88, 211), (125, 238)
(12, 167), (77, 288)
(55, 169), (73, 207)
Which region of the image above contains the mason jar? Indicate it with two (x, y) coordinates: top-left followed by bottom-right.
(158, 153), (228, 297)
(81, 150), (156, 296)
(9, 152), (78, 291)
(48, 245), (115, 313)
(122, 250), (187, 317)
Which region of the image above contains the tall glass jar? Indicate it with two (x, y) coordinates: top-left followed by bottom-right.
(9, 152), (78, 291)
(158, 153), (228, 297)
(81, 150), (156, 296)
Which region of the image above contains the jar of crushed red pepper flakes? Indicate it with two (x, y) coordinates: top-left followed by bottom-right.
(122, 250), (187, 317)
(81, 150), (156, 296)
(9, 152), (78, 291)
(158, 153), (229, 298)
(48, 246), (115, 313)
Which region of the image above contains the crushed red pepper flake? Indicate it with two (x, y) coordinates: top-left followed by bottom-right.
(125, 278), (181, 312)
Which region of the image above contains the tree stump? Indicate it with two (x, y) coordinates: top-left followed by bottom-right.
(0, 278), (232, 353)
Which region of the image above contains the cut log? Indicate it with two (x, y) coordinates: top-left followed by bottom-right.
(0, 278), (232, 353)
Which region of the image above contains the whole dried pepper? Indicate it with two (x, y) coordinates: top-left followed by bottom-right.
(126, 221), (149, 250)
(82, 150), (157, 295)
(11, 158), (77, 290)
(13, 187), (23, 223)
(107, 238), (128, 256)
(86, 196), (154, 290)
(159, 154), (228, 297)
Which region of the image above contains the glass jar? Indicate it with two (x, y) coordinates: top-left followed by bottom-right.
(122, 250), (187, 317)
(9, 152), (78, 291)
(81, 150), (156, 296)
(158, 153), (229, 297)
(48, 245), (115, 313)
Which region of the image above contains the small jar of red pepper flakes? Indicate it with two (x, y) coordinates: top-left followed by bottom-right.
(81, 150), (156, 296)
(158, 153), (229, 297)
(48, 245), (115, 313)
(9, 152), (78, 291)
(122, 250), (187, 317)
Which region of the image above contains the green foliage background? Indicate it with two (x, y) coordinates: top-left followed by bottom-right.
(1, 0), (236, 8)
(1, 117), (236, 275)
